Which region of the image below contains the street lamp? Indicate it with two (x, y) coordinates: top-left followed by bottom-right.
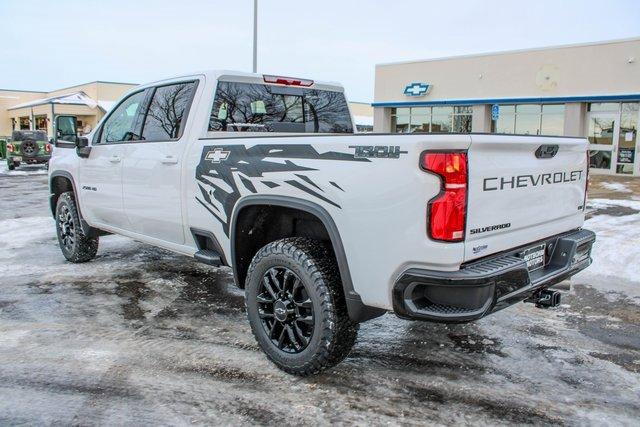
(252, 0), (258, 73)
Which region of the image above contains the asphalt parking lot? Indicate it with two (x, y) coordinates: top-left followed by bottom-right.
(0, 164), (639, 425)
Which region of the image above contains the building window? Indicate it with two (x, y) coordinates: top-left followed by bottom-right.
(35, 116), (47, 132)
(19, 117), (30, 130)
(494, 104), (565, 136)
(617, 103), (638, 175)
(390, 106), (471, 133)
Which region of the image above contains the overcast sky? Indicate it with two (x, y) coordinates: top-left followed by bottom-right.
(1, 0), (639, 101)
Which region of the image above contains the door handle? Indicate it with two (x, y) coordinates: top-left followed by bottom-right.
(109, 155), (121, 163)
(161, 155), (179, 165)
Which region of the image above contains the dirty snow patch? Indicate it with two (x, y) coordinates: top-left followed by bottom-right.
(600, 182), (632, 193)
(0, 162), (47, 176)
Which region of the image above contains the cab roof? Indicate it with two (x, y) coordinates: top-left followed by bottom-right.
(138, 70), (345, 93)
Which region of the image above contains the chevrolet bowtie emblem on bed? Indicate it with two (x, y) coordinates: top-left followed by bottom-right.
(403, 82), (430, 97)
(205, 148), (230, 163)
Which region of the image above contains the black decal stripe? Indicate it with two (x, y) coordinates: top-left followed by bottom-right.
(195, 144), (361, 233)
(329, 181), (344, 192)
(239, 175), (257, 193)
(196, 197), (229, 235)
(285, 180), (341, 209)
(295, 174), (323, 192)
(197, 183), (220, 212)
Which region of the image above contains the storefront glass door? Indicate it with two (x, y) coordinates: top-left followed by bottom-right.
(587, 112), (618, 174)
(617, 103), (639, 175)
(587, 102), (639, 176)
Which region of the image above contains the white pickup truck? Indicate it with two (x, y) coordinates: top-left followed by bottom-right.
(49, 70), (595, 375)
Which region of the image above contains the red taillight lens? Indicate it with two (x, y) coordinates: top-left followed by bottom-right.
(44, 143), (52, 153)
(263, 74), (314, 87)
(6, 143), (14, 152)
(422, 152), (468, 242)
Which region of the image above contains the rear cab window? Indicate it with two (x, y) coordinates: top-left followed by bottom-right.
(208, 81), (353, 134)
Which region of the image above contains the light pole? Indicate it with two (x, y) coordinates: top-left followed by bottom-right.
(252, 0), (258, 73)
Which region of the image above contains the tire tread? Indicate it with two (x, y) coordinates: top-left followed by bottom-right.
(56, 191), (98, 263)
(245, 237), (358, 376)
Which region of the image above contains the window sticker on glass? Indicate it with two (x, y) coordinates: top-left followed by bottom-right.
(218, 102), (228, 120)
(251, 100), (266, 115)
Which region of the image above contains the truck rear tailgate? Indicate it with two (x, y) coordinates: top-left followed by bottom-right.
(465, 134), (588, 262)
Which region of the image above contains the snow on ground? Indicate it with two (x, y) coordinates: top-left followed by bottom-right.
(575, 197), (640, 304)
(0, 161), (47, 176)
(0, 173), (639, 425)
(0, 215), (155, 281)
(600, 182), (632, 193)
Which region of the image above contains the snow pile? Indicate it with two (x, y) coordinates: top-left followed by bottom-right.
(575, 198), (640, 303)
(0, 162), (47, 176)
(600, 182), (632, 193)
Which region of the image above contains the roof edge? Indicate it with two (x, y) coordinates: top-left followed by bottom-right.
(376, 36), (640, 68)
(372, 93), (640, 107)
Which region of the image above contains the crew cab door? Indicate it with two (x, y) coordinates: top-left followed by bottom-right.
(121, 80), (199, 245)
(79, 90), (147, 228)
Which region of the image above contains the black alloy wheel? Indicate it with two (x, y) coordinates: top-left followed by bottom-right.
(245, 238), (359, 376)
(55, 192), (99, 263)
(57, 204), (75, 252)
(257, 266), (314, 353)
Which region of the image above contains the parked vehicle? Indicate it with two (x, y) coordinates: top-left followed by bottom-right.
(48, 71), (595, 375)
(6, 130), (52, 170)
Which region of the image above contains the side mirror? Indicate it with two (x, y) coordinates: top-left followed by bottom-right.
(76, 137), (91, 158)
(55, 115), (78, 144)
(76, 137), (89, 148)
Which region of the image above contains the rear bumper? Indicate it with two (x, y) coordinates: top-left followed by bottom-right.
(9, 155), (50, 164)
(392, 228), (595, 323)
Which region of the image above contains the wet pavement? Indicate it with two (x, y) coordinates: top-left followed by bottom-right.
(0, 165), (639, 425)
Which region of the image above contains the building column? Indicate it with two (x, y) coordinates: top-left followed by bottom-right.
(563, 103), (587, 137)
(373, 107), (392, 133)
(471, 105), (492, 133)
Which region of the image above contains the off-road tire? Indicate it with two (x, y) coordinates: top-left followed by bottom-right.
(245, 237), (359, 376)
(55, 192), (99, 263)
(8, 162), (15, 170)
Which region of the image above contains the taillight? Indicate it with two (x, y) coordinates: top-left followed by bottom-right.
(6, 143), (14, 152)
(44, 143), (52, 153)
(263, 74), (313, 87)
(421, 152), (468, 242)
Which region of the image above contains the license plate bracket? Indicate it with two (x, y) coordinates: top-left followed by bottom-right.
(518, 243), (546, 272)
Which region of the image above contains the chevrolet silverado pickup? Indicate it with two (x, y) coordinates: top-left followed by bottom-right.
(48, 70), (595, 375)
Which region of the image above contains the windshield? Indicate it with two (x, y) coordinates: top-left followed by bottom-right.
(208, 81), (353, 133)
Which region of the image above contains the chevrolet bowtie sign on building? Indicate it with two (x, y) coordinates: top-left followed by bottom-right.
(403, 82), (430, 97)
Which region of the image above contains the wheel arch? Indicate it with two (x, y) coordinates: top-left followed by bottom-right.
(49, 170), (78, 217)
(230, 195), (385, 322)
(49, 170), (99, 237)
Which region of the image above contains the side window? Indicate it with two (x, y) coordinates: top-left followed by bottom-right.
(99, 91), (146, 143)
(141, 82), (196, 141)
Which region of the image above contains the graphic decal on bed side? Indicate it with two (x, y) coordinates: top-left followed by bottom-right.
(195, 144), (369, 236)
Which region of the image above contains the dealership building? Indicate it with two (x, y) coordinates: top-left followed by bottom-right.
(373, 37), (640, 176)
(0, 81), (138, 139)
